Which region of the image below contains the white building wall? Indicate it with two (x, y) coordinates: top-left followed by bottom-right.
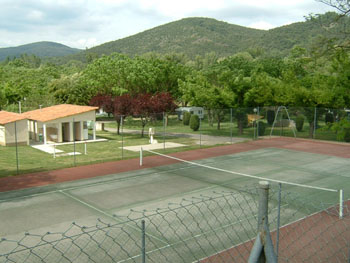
(3, 120), (29, 146)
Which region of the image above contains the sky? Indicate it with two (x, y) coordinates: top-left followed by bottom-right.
(0, 0), (335, 49)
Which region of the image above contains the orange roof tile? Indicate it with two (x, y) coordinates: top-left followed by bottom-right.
(0, 111), (27, 125)
(22, 104), (98, 122)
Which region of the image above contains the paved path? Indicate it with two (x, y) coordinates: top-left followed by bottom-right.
(105, 127), (249, 145)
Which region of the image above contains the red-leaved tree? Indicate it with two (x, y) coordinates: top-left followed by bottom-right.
(89, 94), (114, 116)
(114, 94), (133, 134)
(132, 93), (154, 137)
(91, 92), (176, 137)
(133, 92), (177, 137)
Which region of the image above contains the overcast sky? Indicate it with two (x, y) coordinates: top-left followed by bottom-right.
(0, 0), (335, 49)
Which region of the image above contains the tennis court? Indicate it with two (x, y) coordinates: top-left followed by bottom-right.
(0, 137), (349, 262)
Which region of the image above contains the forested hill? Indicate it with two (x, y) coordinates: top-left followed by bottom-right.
(0, 41), (81, 61)
(72, 12), (347, 61)
(88, 17), (265, 58)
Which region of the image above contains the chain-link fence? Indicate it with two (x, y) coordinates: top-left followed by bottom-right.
(2, 106), (350, 177)
(1, 183), (349, 262)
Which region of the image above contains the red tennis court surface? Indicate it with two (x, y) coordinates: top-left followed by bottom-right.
(201, 200), (350, 263)
(0, 137), (349, 192)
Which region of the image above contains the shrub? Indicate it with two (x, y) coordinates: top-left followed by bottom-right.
(332, 119), (350, 142)
(296, 115), (304, 132)
(257, 121), (267, 136)
(183, 111), (191, 125)
(344, 129), (350, 142)
(267, 110), (275, 126)
(325, 112), (334, 124)
(190, 115), (200, 131)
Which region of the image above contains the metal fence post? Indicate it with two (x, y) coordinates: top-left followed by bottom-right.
(140, 147), (143, 166)
(199, 117), (202, 148)
(257, 107), (260, 139)
(121, 116), (124, 160)
(14, 121), (19, 175)
(73, 118), (76, 166)
(276, 183), (282, 260)
(230, 108), (233, 144)
(248, 181), (277, 263)
(141, 219), (146, 263)
(163, 112), (165, 151)
(340, 189), (344, 219)
(313, 107), (317, 139)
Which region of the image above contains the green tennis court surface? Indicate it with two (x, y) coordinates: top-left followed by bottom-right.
(1, 146), (349, 262)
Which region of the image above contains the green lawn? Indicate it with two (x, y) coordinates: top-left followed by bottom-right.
(0, 114), (344, 178)
(105, 114), (342, 141)
(0, 131), (202, 178)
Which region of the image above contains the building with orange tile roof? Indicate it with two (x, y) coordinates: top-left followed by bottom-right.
(22, 104), (98, 144)
(0, 111), (29, 146)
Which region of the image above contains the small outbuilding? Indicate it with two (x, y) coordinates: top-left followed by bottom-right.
(22, 104), (98, 144)
(0, 111), (29, 146)
(175, 107), (204, 120)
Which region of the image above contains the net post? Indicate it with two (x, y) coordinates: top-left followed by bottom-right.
(140, 147), (143, 166)
(84, 142), (87, 155)
(340, 189), (344, 219)
(53, 144), (56, 159)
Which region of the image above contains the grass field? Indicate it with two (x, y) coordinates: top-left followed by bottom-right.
(0, 109), (347, 178)
(0, 130), (201, 177)
(105, 113), (342, 141)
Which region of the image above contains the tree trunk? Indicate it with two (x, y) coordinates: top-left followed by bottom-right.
(309, 122), (314, 139)
(117, 120), (120, 135)
(238, 120), (244, 135)
(208, 109), (214, 127)
(141, 117), (146, 137)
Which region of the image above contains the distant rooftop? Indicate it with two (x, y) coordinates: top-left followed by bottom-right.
(0, 111), (27, 125)
(22, 104), (98, 122)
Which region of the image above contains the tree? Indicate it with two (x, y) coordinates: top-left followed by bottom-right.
(0, 88), (7, 110)
(113, 94), (133, 134)
(132, 92), (176, 137)
(89, 94), (114, 115)
(317, 0), (350, 16)
(90, 94), (133, 134)
(81, 53), (130, 97)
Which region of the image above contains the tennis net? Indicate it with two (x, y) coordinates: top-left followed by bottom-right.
(139, 148), (344, 219)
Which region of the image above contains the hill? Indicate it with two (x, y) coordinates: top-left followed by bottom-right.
(70, 12), (347, 61)
(0, 41), (81, 61)
(89, 17), (265, 58)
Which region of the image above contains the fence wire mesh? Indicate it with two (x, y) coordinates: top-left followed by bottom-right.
(1, 185), (349, 263)
(3, 106), (350, 177)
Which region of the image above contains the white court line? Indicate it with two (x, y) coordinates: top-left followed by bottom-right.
(0, 157), (239, 203)
(146, 150), (339, 193)
(58, 190), (168, 245)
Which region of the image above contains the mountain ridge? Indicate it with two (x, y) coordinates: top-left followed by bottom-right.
(2, 12), (347, 63)
(73, 12), (348, 61)
(0, 41), (81, 61)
